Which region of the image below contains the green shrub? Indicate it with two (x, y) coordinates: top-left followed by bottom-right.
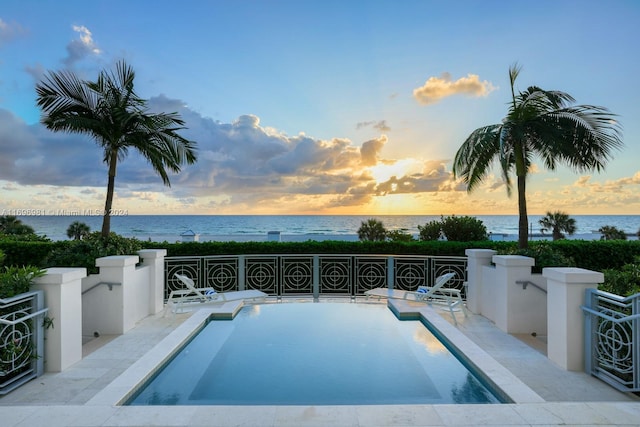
(386, 229), (415, 242)
(0, 249), (4, 266)
(550, 240), (640, 271)
(500, 241), (575, 273)
(0, 240), (61, 267)
(44, 232), (143, 274)
(417, 220), (442, 241)
(0, 266), (45, 298)
(600, 257), (640, 296)
(418, 215), (488, 242)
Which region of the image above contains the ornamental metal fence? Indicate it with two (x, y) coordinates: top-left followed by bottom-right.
(164, 254), (468, 300)
(0, 290), (48, 395)
(583, 289), (640, 392)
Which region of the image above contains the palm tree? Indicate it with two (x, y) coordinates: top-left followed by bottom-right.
(453, 64), (623, 248)
(0, 215), (35, 235)
(66, 221), (91, 240)
(539, 211), (576, 240)
(36, 60), (197, 239)
(357, 218), (387, 241)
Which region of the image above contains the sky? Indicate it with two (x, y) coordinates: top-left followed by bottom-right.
(1, 0), (639, 216)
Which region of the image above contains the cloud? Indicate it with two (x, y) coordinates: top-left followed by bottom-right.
(413, 72), (496, 105)
(63, 25), (101, 66)
(356, 120), (391, 132)
(360, 135), (387, 166)
(0, 18), (27, 47)
(0, 93), (460, 212)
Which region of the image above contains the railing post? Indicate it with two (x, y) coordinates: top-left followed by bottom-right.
(544, 267), (603, 371)
(238, 255), (246, 291)
(313, 255), (320, 300)
(387, 257), (394, 289)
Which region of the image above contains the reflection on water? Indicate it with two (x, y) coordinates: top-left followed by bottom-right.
(451, 373), (495, 404)
(413, 326), (448, 355)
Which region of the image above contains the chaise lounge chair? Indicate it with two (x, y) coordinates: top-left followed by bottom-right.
(167, 273), (268, 313)
(365, 272), (468, 324)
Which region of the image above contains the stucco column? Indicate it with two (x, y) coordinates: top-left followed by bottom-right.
(544, 267), (603, 371)
(465, 249), (496, 314)
(138, 249), (167, 314)
(32, 268), (86, 372)
(95, 255), (139, 334)
(491, 255), (537, 333)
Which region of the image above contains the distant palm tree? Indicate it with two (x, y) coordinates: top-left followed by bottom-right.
(599, 225), (627, 240)
(36, 60), (197, 239)
(357, 218), (387, 241)
(453, 64), (623, 249)
(539, 211), (576, 240)
(66, 221), (91, 240)
(0, 215), (35, 235)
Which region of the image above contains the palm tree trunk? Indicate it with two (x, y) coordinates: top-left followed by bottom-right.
(101, 151), (118, 239)
(517, 174), (528, 249)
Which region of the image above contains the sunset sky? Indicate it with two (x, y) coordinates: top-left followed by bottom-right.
(1, 0), (639, 216)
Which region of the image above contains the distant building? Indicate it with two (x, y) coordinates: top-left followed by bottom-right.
(180, 229), (199, 242)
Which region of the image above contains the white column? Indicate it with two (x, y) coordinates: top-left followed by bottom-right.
(465, 249), (496, 314)
(138, 249), (167, 314)
(32, 268), (86, 372)
(491, 255), (537, 333)
(94, 255), (139, 334)
(544, 267), (603, 371)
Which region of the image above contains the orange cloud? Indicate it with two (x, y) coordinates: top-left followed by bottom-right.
(413, 72), (496, 105)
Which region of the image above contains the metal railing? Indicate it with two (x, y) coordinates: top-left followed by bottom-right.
(164, 254), (468, 300)
(583, 289), (640, 392)
(0, 290), (48, 395)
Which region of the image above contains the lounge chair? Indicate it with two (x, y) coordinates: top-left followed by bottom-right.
(167, 273), (268, 313)
(365, 272), (455, 301)
(365, 272), (468, 324)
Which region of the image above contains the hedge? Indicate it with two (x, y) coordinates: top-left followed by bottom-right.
(2, 237), (639, 273)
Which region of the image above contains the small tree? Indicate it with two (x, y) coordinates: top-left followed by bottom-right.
(599, 225), (627, 240)
(386, 229), (414, 242)
(417, 220), (442, 241)
(539, 211), (576, 240)
(440, 215), (488, 241)
(66, 221), (91, 240)
(357, 219), (387, 241)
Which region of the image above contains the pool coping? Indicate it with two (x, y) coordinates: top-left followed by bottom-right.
(87, 299), (544, 407)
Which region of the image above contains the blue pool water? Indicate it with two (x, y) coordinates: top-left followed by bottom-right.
(128, 303), (501, 405)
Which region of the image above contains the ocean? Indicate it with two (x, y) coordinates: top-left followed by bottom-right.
(13, 214), (640, 243)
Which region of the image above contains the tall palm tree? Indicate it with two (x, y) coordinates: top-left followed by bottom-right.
(36, 60), (197, 239)
(539, 211), (576, 240)
(453, 64), (623, 248)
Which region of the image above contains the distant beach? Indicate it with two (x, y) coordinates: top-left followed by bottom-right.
(13, 214), (640, 243)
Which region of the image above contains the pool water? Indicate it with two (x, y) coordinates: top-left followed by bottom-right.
(128, 303), (501, 405)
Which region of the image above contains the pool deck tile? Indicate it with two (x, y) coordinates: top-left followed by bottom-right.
(1, 299), (639, 426)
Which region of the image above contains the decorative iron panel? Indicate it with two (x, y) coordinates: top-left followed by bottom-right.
(319, 257), (352, 295)
(281, 257), (313, 295)
(583, 289), (639, 392)
(165, 254), (468, 299)
(205, 257), (238, 292)
(0, 291), (47, 395)
(245, 257), (278, 294)
(394, 258), (429, 291)
(354, 257), (388, 294)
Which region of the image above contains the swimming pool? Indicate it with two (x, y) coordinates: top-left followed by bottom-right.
(127, 303), (502, 405)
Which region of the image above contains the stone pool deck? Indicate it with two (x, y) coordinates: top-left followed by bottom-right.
(0, 298), (638, 426)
